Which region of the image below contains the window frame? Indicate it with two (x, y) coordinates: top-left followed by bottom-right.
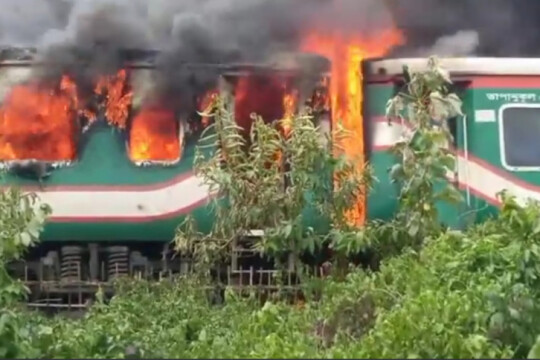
(498, 103), (540, 172)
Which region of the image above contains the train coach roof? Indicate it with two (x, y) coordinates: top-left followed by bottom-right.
(0, 47), (330, 73)
(365, 57), (540, 77)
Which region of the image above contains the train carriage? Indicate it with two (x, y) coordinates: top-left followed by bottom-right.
(3, 51), (540, 304)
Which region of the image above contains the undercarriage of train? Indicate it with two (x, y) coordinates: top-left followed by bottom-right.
(6, 234), (322, 312)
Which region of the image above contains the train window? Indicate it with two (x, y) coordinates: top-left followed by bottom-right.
(0, 79), (79, 163)
(127, 104), (183, 165)
(233, 75), (292, 135)
(127, 69), (183, 165)
(500, 104), (540, 171)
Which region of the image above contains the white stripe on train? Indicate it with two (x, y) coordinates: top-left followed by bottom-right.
(31, 121), (539, 220)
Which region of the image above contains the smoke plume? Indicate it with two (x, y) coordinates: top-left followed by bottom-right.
(1, 0), (539, 58)
(0, 0), (397, 111)
(389, 0), (540, 57)
(1, 0), (538, 58)
(413, 30), (480, 57)
(0, 0), (539, 106)
(0, 0), (396, 52)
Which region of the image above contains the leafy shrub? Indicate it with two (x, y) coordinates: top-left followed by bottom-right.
(0, 187), (50, 358)
(174, 95), (374, 274)
(10, 193), (540, 358)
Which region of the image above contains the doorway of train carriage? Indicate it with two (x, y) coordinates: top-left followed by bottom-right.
(388, 78), (472, 230)
(432, 81), (472, 230)
(444, 80), (476, 230)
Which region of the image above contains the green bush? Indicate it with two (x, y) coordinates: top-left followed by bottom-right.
(0, 186), (50, 358)
(9, 201), (540, 358)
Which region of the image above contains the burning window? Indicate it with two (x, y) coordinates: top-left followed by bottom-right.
(119, 69), (179, 164)
(0, 76), (79, 162)
(127, 91), (218, 165)
(126, 69), (217, 165)
(198, 89), (219, 129)
(128, 102), (182, 164)
(0, 65), (211, 167)
(94, 69), (133, 129)
(233, 74), (298, 136)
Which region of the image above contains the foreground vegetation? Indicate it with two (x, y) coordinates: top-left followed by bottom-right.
(6, 197), (540, 359)
(3, 58), (540, 358)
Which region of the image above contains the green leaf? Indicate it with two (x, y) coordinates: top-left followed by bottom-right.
(389, 164), (404, 181)
(19, 232), (32, 247)
(528, 336), (540, 359)
(436, 66), (452, 84)
(446, 93), (464, 117)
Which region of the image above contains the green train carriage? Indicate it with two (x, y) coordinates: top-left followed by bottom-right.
(365, 57), (540, 227)
(3, 53), (540, 296)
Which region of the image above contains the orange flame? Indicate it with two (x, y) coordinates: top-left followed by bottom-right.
(301, 28), (405, 226)
(281, 88), (299, 137)
(59, 75), (98, 125)
(128, 104), (181, 163)
(95, 69), (133, 129)
(198, 89), (219, 127)
(0, 76), (79, 161)
(233, 75), (298, 170)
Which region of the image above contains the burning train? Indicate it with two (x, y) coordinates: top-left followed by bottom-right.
(4, 44), (540, 305)
(1, 47), (337, 302)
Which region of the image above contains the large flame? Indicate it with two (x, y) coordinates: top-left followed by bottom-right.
(95, 69), (133, 129)
(0, 76), (79, 161)
(301, 28), (404, 226)
(0, 66), (215, 165)
(128, 103), (181, 163)
(281, 88), (299, 137)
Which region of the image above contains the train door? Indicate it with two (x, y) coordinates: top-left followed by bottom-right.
(439, 98), (470, 230)
(430, 82), (472, 230)
(445, 81), (505, 229)
(365, 72), (472, 229)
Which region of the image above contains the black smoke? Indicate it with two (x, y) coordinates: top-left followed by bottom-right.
(389, 0), (540, 57)
(2, 0), (540, 59)
(1, 0), (540, 110)
(2, 0), (539, 58)
(0, 0), (394, 112)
